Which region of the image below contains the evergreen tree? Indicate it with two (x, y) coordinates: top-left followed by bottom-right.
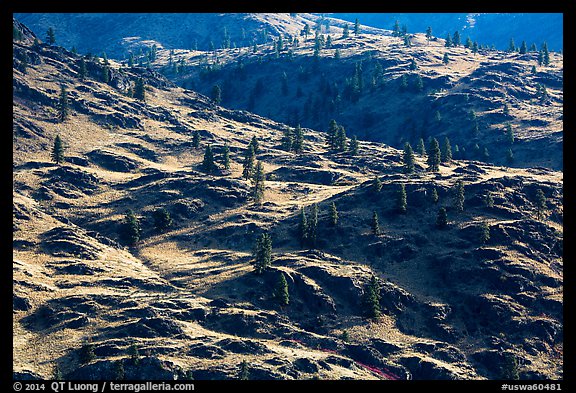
(46, 27), (56, 45)
(334, 48), (341, 60)
(541, 42), (550, 66)
(57, 85), (69, 122)
(535, 189), (546, 219)
(472, 41), (479, 55)
(221, 144), (231, 170)
(192, 130), (200, 149)
(531, 65), (537, 74)
(453, 180), (465, 212)
(425, 26), (432, 42)
(249, 135), (260, 154)
(452, 31), (461, 46)
(519, 40), (527, 54)
(483, 147), (490, 161)
(363, 275), (381, 319)
(436, 207), (448, 228)
(506, 148), (514, 164)
(409, 58), (417, 70)
(404, 35), (411, 47)
(465, 37), (473, 49)
(445, 33), (452, 47)
(211, 85), (222, 105)
(431, 187), (439, 204)
(253, 232), (272, 274)
(121, 209), (141, 246)
(239, 360), (250, 380)
(538, 50), (544, 66)
(372, 176), (382, 194)
(134, 78), (145, 101)
(273, 272), (290, 307)
(393, 20), (401, 37)
(349, 135), (359, 155)
(102, 65), (110, 83)
(505, 123), (514, 145)
(335, 126), (347, 152)
(13, 24), (23, 41)
(342, 24), (349, 38)
(371, 211), (381, 236)
(242, 145), (255, 180)
(443, 53), (450, 65)
(417, 138), (426, 156)
(529, 43), (537, 52)
(508, 38), (516, 52)
(78, 58), (87, 80)
(354, 18), (360, 35)
(51, 135), (65, 164)
(441, 136), (452, 163)
(152, 207), (172, 232)
(202, 144), (217, 173)
(326, 119), (339, 150)
(298, 207), (308, 247)
(79, 342), (95, 364)
(293, 124), (304, 153)
(113, 360), (125, 380)
(397, 183), (407, 214)
(128, 344), (140, 366)
(414, 74), (423, 92)
(252, 161), (266, 204)
(282, 127), (294, 151)
(307, 203), (319, 248)
(484, 192), (495, 208)
(329, 202), (338, 227)
(479, 222), (490, 244)
(403, 142), (415, 173)
(427, 138), (441, 172)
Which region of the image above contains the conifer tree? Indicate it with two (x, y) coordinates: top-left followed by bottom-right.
(445, 33), (452, 47)
(508, 38), (516, 52)
(349, 135), (359, 155)
(51, 134), (65, 164)
(46, 27), (56, 45)
(211, 85), (222, 105)
(393, 20), (401, 37)
(453, 180), (465, 212)
(282, 127), (294, 151)
(192, 130), (200, 149)
(409, 58), (417, 70)
(329, 202), (338, 227)
(519, 40), (527, 54)
(479, 222), (490, 244)
(52, 364), (63, 380)
(441, 136), (452, 163)
(239, 360), (250, 380)
(414, 74), (423, 91)
(505, 124), (514, 145)
(397, 183), (407, 214)
(342, 24), (349, 38)
(152, 207), (173, 232)
(252, 161), (266, 204)
(465, 37), (473, 49)
(363, 275), (381, 319)
(535, 189), (546, 219)
(417, 138), (426, 156)
(298, 207), (308, 247)
(427, 138), (441, 172)
(249, 135), (260, 154)
(134, 78), (145, 101)
(79, 342), (95, 364)
(202, 144), (217, 173)
(472, 41), (478, 55)
(253, 232), (272, 274)
(57, 86), (69, 122)
(425, 26), (432, 42)
(371, 211), (381, 236)
(121, 209), (141, 246)
(436, 207), (448, 228)
(307, 203), (319, 248)
(273, 272), (289, 306)
(102, 65), (109, 83)
(293, 124), (304, 153)
(78, 58), (87, 80)
(431, 187), (439, 204)
(242, 145), (255, 180)
(335, 126), (347, 152)
(334, 48), (341, 60)
(354, 18), (360, 35)
(221, 144), (231, 170)
(452, 31), (461, 46)
(372, 176), (382, 194)
(529, 43), (537, 52)
(541, 42), (550, 66)
(403, 142), (415, 173)
(506, 148), (514, 164)
(443, 53), (449, 65)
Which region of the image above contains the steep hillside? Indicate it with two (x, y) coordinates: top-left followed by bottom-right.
(13, 20), (563, 381)
(157, 30), (563, 171)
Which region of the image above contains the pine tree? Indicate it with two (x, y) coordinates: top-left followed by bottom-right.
(134, 78), (145, 101)
(282, 127), (294, 151)
(397, 183), (407, 214)
(293, 124), (304, 153)
(239, 360), (250, 380)
(372, 176), (382, 194)
(508, 38), (516, 52)
(445, 33), (452, 47)
(465, 37), (473, 49)
(535, 189), (546, 219)
(472, 41), (479, 55)
(414, 74), (424, 92)
(342, 24), (349, 39)
(417, 138), (426, 156)
(13, 24), (23, 41)
(538, 50), (544, 66)
(403, 142), (415, 174)
(425, 26), (432, 42)
(349, 135), (359, 156)
(329, 202), (338, 227)
(443, 53), (450, 65)
(484, 192), (495, 208)
(211, 85), (222, 105)
(531, 65), (537, 74)
(273, 272), (290, 307)
(505, 124), (515, 145)
(427, 138), (441, 172)
(78, 58), (87, 80)
(335, 126), (347, 152)
(191, 130), (200, 149)
(436, 207), (448, 228)
(202, 145), (217, 173)
(363, 275), (381, 319)
(541, 42), (550, 66)
(431, 187), (439, 204)
(404, 35), (411, 47)
(51, 135), (65, 164)
(479, 222), (490, 244)
(253, 232), (272, 274)
(152, 207), (172, 232)
(46, 27), (56, 45)
(452, 31), (461, 46)
(354, 18), (360, 35)
(222, 144), (230, 170)
(248, 136), (260, 154)
(519, 40), (527, 54)
(393, 20), (401, 37)
(121, 209), (141, 246)
(242, 145), (255, 180)
(298, 207), (308, 247)
(453, 180), (465, 212)
(530, 43), (537, 52)
(252, 161), (266, 204)
(334, 48), (341, 60)
(326, 119), (339, 150)
(441, 136), (452, 163)
(102, 65), (109, 83)
(57, 86), (69, 122)
(506, 148), (514, 164)
(307, 203), (319, 248)
(371, 211), (381, 236)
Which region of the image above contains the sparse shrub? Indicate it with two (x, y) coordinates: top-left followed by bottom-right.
(120, 209), (141, 246)
(152, 207), (172, 232)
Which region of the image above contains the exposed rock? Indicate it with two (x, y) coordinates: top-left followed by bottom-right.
(87, 149), (140, 172)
